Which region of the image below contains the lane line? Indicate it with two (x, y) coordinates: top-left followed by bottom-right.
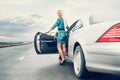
(19, 56), (25, 61)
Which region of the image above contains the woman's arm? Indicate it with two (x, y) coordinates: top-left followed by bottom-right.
(51, 18), (60, 30)
(45, 18), (60, 34)
(45, 29), (52, 34)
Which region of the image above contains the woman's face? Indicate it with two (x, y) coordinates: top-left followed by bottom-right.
(57, 11), (62, 17)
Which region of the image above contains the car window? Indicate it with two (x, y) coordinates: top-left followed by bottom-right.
(72, 20), (83, 32)
(67, 20), (79, 33)
(89, 15), (120, 25)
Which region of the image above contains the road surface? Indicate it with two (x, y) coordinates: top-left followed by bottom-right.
(0, 43), (120, 80)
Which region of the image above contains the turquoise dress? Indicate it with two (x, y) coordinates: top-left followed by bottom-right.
(51, 18), (69, 44)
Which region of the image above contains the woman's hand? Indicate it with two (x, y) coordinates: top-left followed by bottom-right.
(45, 31), (49, 34)
(45, 29), (52, 34)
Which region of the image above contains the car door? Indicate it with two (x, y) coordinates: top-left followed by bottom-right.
(34, 20), (79, 54)
(68, 20), (83, 57)
(34, 32), (57, 54)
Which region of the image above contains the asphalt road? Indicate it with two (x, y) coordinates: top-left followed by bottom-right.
(0, 43), (120, 80)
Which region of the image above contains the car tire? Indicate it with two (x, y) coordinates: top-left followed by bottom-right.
(73, 45), (87, 78)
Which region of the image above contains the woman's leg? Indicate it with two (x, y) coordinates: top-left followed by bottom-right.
(62, 43), (66, 58)
(57, 44), (65, 62)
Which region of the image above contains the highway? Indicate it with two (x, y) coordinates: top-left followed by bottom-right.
(0, 43), (120, 80)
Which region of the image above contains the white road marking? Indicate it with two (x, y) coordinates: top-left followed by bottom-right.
(19, 56), (25, 61)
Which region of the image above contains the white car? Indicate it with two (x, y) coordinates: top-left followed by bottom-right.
(34, 16), (120, 78)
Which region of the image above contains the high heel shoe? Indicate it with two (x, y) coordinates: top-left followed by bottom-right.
(59, 60), (66, 65)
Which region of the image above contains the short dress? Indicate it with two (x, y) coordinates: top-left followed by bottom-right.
(51, 18), (69, 44)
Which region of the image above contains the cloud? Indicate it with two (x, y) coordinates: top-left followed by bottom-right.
(31, 14), (42, 18)
(66, 0), (120, 19)
(66, 0), (120, 12)
(0, 0), (38, 5)
(89, 0), (120, 20)
(66, 0), (90, 7)
(0, 19), (30, 36)
(0, 36), (12, 40)
(0, 16), (39, 41)
(0, 14), (50, 42)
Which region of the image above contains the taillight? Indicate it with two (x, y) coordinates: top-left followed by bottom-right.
(97, 23), (120, 42)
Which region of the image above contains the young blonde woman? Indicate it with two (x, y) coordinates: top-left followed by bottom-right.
(46, 10), (69, 65)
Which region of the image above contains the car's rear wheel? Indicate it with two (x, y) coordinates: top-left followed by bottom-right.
(73, 45), (87, 78)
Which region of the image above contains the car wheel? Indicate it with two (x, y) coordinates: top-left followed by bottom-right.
(73, 45), (87, 78)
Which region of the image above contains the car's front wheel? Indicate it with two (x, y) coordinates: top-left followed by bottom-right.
(73, 45), (87, 78)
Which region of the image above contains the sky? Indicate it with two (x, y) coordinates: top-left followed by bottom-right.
(0, 0), (120, 42)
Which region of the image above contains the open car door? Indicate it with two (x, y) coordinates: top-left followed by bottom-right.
(34, 32), (57, 54)
(34, 20), (79, 54)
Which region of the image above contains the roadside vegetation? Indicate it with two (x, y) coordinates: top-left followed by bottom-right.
(0, 42), (32, 48)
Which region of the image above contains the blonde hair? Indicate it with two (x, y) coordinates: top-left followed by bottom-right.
(57, 10), (67, 30)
